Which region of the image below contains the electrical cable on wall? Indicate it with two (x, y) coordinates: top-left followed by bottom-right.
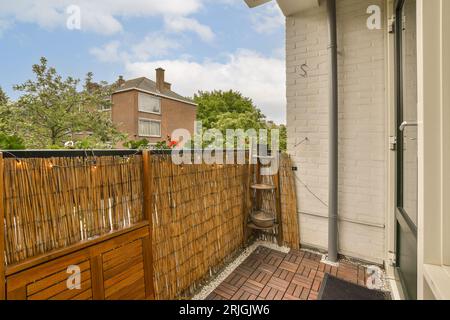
(291, 136), (329, 208)
(294, 175), (329, 208)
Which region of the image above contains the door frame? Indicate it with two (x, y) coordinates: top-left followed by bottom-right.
(394, 0), (418, 238)
(393, 0), (418, 300)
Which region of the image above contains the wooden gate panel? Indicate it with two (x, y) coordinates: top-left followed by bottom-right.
(5, 225), (152, 300)
(102, 239), (146, 300)
(6, 253), (92, 300)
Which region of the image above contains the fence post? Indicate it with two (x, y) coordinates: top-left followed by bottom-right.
(142, 150), (155, 299)
(273, 155), (283, 246)
(0, 152), (5, 300)
(90, 255), (105, 300)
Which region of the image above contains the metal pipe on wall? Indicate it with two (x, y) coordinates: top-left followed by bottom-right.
(327, 0), (339, 263)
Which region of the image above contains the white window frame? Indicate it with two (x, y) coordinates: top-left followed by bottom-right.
(101, 96), (112, 111)
(100, 105), (111, 112)
(138, 92), (161, 115)
(138, 118), (161, 138)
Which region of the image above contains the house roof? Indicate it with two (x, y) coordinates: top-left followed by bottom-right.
(113, 77), (197, 106)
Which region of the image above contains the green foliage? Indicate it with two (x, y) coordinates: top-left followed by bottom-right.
(0, 87), (23, 141)
(266, 121), (287, 152)
(193, 90), (287, 151)
(2, 57), (124, 149)
(194, 90), (266, 132)
(0, 86), (8, 105)
(153, 140), (171, 150)
(153, 136), (179, 150)
(124, 138), (150, 150)
(0, 133), (26, 150)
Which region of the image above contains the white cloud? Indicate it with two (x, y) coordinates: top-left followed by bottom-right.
(0, 0), (213, 39)
(90, 33), (181, 63)
(124, 49), (286, 123)
(89, 41), (123, 63)
(0, 19), (12, 37)
(164, 16), (215, 42)
(131, 33), (181, 60)
(250, 2), (284, 34)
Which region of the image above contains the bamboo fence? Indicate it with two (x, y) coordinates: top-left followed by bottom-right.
(279, 155), (300, 249)
(258, 154), (299, 249)
(150, 153), (299, 299)
(150, 155), (249, 299)
(2, 156), (144, 265)
(1, 152), (299, 300)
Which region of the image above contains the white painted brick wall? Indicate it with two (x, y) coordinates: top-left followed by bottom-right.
(286, 0), (387, 264)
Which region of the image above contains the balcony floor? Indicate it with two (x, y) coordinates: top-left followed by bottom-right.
(206, 246), (370, 300)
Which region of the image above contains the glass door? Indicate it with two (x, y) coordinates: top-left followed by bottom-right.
(395, 0), (418, 300)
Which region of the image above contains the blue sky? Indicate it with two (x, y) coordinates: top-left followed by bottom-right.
(0, 0), (286, 123)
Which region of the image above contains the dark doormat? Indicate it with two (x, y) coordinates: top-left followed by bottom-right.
(318, 273), (388, 300)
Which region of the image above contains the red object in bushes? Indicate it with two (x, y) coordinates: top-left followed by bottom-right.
(168, 140), (178, 148)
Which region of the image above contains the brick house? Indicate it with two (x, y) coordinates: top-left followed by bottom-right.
(246, 0), (450, 300)
(110, 68), (197, 146)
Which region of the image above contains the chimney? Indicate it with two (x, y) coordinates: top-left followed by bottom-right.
(164, 82), (172, 91)
(117, 75), (125, 87)
(156, 68), (165, 92)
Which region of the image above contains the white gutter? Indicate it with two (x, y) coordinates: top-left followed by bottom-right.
(276, 0), (319, 16)
(244, 0), (319, 16)
(113, 87), (198, 107)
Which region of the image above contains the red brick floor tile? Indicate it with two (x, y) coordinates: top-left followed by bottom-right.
(291, 274), (313, 289)
(263, 287), (284, 300)
(234, 264), (255, 278)
(241, 280), (264, 296)
(225, 273), (247, 288)
(267, 276), (290, 292)
(279, 260), (299, 273)
(286, 282), (304, 299)
(207, 246), (369, 301)
(284, 251), (304, 265)
(264, 253), (284, 268)
(312, 279), (322, 292)
(318, 263), (326, 272)
(300, 288), (310, 300)
(273, 268), (295, 283)
(249, 269), (272, 286)
(258, 262), (278, 275)
(308, 291), (318, 300)
(301, 258), (320, 270)
(215, 282), (238, 300)
(259, 286), (272, 299)
(282, 294), (301, 301)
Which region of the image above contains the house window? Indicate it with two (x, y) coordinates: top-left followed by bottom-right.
(138, 119), (161, 138)
(100, 96), (112, 111)
(138, 92), (161, 114)
(99, 104), (111, 112)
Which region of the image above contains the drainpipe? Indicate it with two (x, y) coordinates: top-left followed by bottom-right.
(327, 0), (339, 263)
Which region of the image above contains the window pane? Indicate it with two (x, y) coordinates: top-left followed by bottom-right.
(139, 120), (160, 137)
(139, 93), (160, 113)
(401, 0), (418, 225)
(150, 121), (160, 136)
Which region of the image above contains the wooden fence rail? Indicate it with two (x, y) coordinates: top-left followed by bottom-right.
(0, 150), (298, 300)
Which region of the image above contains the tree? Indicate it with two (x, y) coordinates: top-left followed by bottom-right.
(265, 121), (287, 152)
(0, 86), (8, 105)
(194, 90), (266, 132)
(0, 87), (11, 134)
(193, 90), (287, 151)
(124, 138), (150, 150)
(10, 57), (124, 149)
(0, 133), (25, 150)
(0, 86), (25, 149)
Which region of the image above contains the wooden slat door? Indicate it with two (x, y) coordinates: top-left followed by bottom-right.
(5, 226), (152, 300)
